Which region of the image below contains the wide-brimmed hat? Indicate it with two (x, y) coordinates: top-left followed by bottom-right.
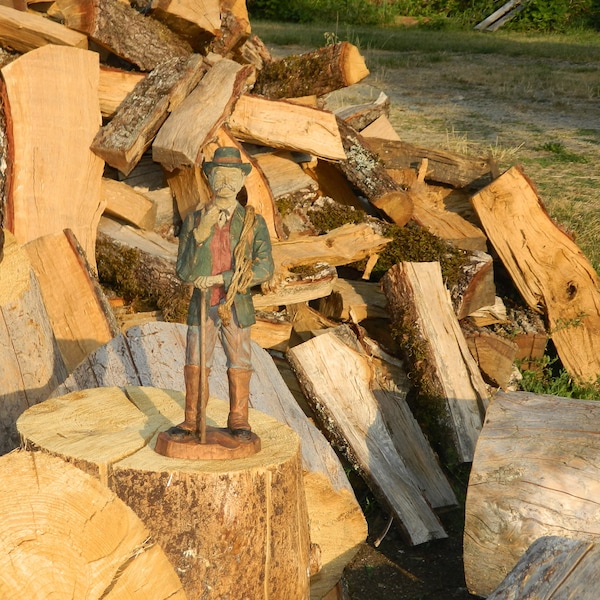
(202, 147), (252, 176)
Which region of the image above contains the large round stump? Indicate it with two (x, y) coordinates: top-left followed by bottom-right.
(17, 386), (311, 600)
(0, 450), (186, 600)
(464, 390), (600, 597)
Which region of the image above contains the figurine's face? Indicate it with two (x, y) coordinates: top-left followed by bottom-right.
(208, 166), (245, 201)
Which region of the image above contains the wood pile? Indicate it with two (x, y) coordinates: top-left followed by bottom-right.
(1, 1), (600, 599)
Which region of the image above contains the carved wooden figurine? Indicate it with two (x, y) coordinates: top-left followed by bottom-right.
(155, 147), (274, 459)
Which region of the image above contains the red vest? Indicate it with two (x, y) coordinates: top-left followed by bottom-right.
(209, 220), (232, 306)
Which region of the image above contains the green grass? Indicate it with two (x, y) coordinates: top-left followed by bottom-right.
(252, 21), (600, 62)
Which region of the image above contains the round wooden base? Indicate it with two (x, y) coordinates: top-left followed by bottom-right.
(154, 426), (261, 459)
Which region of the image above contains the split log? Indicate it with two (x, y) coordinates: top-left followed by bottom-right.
(102, 177), (157, 230)
(334, 117), (413, 226)
(49, 321), (367, 599)
(471, 165), (600, 383)
(254, 150), (320, 202)
(453, 249), (496, 319)
(234, 33), (273, 70)
(207, 0), (251, 57)
(252, 42), (369, 100)
(0, 1), (26, 10)
(0, 230), (68, 454)
(464, 390), (600, 596)
(54, 0), (192, 71)
(287, 326), (457, 545)
(25, 230), (120, 372)
(462, 323), (518, 389)
(0, 450), (186, 599)
(334, 90), (390, 132)
(18, 386), (311, 600)
(487, 536), (600, 600)
(367, 137), (493, 189)
(92, 53), (207, 176)
(148, 0), (221, 52)
(406, 160), (488, 252)
(2, 44), (104, 270)
(0, 4), (88, 52)
(360, 115), (401, 141)
(317, 278), (388, 323)
(287, 302), (339, 343)
(271, 222), (391, 273)
(253, 264), (338, 309)
(252, 312), (293, 351)
(152, 57), (254, 170)
(227, 94), (347, 161)
(304, 159), (364, 211)
(382, 261), (488, 462)
(98, 66), (145, 118)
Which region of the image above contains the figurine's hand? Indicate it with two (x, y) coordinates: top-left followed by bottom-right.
(193, 206), (219, 243)
(194, 274), (224, 289)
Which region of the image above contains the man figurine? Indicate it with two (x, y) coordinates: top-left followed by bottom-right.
(174, 147), (274, 440)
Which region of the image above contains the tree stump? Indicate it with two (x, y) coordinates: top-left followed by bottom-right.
(464, 390), (600, 597)
(17, 386), (311, 600)
(0, 450), (186, 599)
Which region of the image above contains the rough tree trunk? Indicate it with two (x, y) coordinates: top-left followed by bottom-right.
(18, 386), (311, 600)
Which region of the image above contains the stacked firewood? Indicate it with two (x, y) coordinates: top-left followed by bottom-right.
(3, 2), (600, 599)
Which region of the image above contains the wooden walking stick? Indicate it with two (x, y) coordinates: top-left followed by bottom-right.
(197, 288), (208, 444)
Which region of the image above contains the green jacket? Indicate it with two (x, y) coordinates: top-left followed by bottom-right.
(176, 202), (274, 328)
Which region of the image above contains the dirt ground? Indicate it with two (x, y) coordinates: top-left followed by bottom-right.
(267, 40), (600, 599)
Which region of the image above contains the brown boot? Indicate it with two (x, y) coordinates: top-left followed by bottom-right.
(227, 368), (252, 439)
(177, 365), (209, 432)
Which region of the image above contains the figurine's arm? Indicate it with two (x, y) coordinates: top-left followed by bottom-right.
(221, 214), (274, 291)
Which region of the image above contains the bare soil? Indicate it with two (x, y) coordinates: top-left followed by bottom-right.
(269, 40), (600, 599)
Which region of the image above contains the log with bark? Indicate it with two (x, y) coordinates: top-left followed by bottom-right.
(18, 386), (311, 600)
(92, 53), (207, 176)
(464, 390), (600, 597)
(2, 44), (104, 270)
(334, 117), (413, 227)
(382, 261), (489, 463)
(0, 230), (68, 454)
(54, 0), (192, 71)
(367, 137), (494, 189)
(0, 450), (187, 599)
(287, 325), (458, 546)
(50, 320), (368, 599)
(252, 41), (369, 100)
(471, 165), (600, 383)
(334, 91), (390, 133)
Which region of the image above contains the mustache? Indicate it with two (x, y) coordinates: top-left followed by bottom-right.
(214, 181), (238, 192)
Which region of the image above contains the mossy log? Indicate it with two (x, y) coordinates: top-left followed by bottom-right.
(381, 261), (488, 463)
(252, 42), (369, 100)
(18, 386), (311, 600)
(334, 117), (413, 227)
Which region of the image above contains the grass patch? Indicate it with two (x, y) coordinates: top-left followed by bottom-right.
(253, 21), (600, 63)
